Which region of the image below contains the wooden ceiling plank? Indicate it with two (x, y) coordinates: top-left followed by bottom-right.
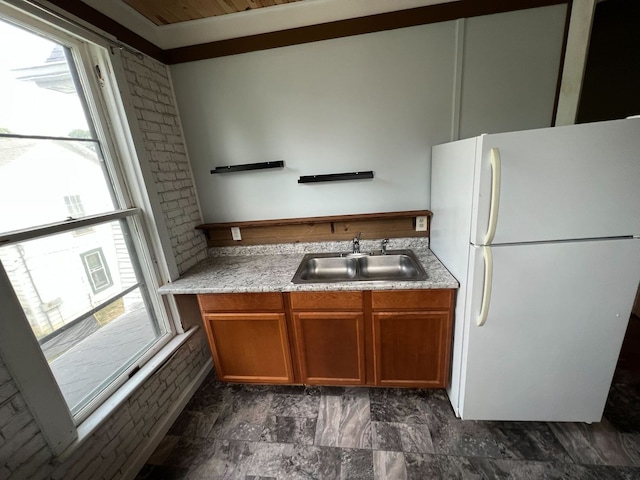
(123, 0), (222, 25)
(124, 0), (304, 24)
(188, 0), (229, 18)
(123, 0), (177, 25)
(231, 0), (252, 14)
(159, 0), (223, 23)
(217, 0), (241, 15)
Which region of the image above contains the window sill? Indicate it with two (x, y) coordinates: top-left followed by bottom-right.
(56, 326), (199, 461)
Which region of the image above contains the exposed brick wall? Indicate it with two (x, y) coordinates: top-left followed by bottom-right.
(120, 52), (207, 274)
(0, 357), (51, 480)
(0, 50), (212, 480)
(0, 332), (209, 480)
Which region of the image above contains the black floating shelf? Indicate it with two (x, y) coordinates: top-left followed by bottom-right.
(298, 171), (374, 184)
(210, 160), (284, 174)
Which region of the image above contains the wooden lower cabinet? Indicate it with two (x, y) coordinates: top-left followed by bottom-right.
(371, 290), (454, 388)
(373, 311), (451, 388)
(291, 311), (365, 385)
(198, 293), (294, 384)
(198, 289), (454, 388)
(203, 313), (294, 383)
(289, 291), (365, 385)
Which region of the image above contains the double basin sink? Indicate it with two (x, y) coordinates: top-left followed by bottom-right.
(291, 249), (427, 284)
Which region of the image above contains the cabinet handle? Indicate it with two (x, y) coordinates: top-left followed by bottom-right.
(477, 246), (493, 327)
(484, 148), (502, 245)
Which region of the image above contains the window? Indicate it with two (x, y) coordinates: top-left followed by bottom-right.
(65, 194), (95, 235)
(0, 5), (173, 439)
(64, 194), (86, 219)
(81, 248), (113, 293)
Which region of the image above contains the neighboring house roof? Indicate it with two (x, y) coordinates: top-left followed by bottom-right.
(11, 45), (75, 94)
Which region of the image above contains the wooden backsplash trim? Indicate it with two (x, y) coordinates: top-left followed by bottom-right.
(198, 210), (431, 229)
(196, 210), (432, 247)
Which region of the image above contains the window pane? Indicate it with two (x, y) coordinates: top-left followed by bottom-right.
(0, 220), (142, 338)
(45, 289), (160, 414)
(83, 248), (113, 293)
(64, 195), (86, 217)
(0, 220), (164, 414)
(0, 15), (169, 423)
(0, 137), (116, 233)
(0, 19), (91, 138)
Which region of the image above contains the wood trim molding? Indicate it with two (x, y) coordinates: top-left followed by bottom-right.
(196, 210), (432, 247)
(48, 0), (166, 61)
(46, 0), (568, 65)
(164, 0), (570, 64)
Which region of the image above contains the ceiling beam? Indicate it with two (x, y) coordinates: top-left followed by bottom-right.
(165, 0), (570, 64)
(48, 0), (166, 61)
(46, 0), (569, 65)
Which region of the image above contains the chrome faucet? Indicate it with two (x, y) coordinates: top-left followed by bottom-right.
(352, 232), (362, 254)
(381, 238), (389, 255)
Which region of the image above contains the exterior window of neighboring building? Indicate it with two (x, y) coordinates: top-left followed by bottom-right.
(81, 248), (113, 293)
(65, 194), (94, 235)
(0, 6), (174, 441)
(64, 194), (86, 218)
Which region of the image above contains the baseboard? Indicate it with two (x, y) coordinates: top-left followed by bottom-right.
(120, 359), (213, 480)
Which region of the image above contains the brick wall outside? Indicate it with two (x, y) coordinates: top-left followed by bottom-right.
(0, 50), (212, 480)
(120, 52), (207, 274)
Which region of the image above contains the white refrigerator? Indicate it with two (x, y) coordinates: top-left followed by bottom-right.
(430, 118), (640, 422)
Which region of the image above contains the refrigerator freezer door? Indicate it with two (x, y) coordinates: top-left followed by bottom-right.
(459, 238), (640, 422)
(470, 119), (640, 245)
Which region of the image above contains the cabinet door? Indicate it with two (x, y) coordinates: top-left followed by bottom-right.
(203, 313), (294, 384)
(373, 311), (451, 388)
(292, 312), (365, 385)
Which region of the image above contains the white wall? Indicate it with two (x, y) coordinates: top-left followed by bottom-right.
(171, 5), (567, 223)
(459, 6), (568, 138)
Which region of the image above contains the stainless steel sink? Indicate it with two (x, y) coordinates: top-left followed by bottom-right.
(294, 256), (358, 282)
(292, 250), (427, 284)
(359, 254), (426, 280)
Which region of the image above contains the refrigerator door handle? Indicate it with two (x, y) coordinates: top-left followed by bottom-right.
(477, 245), (493, 327)
(483, 148), (502, 245)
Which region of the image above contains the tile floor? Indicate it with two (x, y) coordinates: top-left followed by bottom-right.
(136, 317), (640, 480)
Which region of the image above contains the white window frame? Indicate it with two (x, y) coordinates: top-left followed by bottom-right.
(0, 2), (187, 456)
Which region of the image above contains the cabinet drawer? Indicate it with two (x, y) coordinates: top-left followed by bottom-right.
(371, 289), (453, 310)
(289, 291), (363, 310)
(198, 293), (284, 312)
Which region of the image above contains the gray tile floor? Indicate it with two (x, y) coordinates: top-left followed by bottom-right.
(136, 313), (640, 480)
(136, 372), (640, 479)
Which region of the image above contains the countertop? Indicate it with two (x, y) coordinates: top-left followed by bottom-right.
(158, 238), (459, 295)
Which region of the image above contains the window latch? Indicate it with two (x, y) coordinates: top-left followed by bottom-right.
(95, 65), (104, 86)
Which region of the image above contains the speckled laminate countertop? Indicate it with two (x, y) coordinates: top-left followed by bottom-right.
(158, 238), (458, 294)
